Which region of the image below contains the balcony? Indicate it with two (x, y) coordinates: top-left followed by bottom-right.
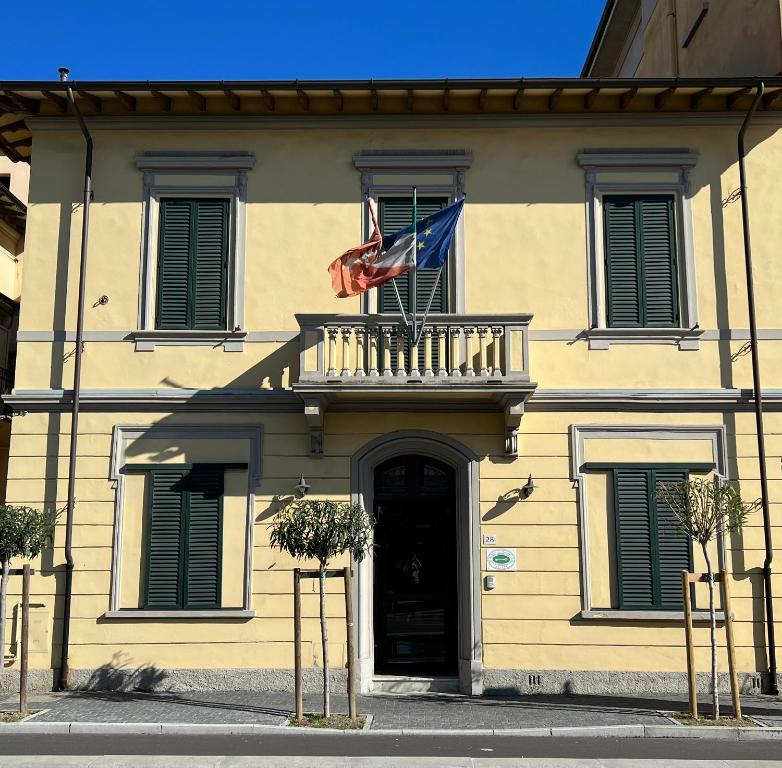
(294, 313), (536, 456)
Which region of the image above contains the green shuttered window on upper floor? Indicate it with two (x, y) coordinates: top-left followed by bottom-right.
(613, 467), (692, 610)
(156, 198), (229, 330)
(378, 196), (449, 314)
(603, 194), (680, 328)
(144, 464), (225, 610)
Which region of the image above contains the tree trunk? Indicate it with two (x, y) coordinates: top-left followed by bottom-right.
(703, 543), (719, 720)
(319, 565), (330, 719)
(0, 557), (9, 667)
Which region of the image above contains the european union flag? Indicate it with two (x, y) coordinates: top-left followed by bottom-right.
(412, 198), (464, 270)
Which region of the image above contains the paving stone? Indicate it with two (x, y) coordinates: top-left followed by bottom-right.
(15, 689), (782, 731)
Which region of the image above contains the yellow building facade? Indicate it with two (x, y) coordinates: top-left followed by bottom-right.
(0, 80), (780, 696)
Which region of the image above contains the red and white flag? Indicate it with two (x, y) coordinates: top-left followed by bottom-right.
(328, 198), (415, 298)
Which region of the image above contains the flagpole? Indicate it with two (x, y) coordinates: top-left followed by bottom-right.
(392, 279), (409, 328)
(412, 186), (417, 345)
(415, 263), (444, 346)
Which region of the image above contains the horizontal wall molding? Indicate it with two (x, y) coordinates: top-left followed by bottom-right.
(580, 609), (725, 622)
(16, 330), (298, 343)
(6, 389), (302, 412)
(16, 328), (782, 344)
(6, 387), (782, 413)
(530, 388), (782, 411)
(26, 112), (782, 132)
(103, 609), (255, 619)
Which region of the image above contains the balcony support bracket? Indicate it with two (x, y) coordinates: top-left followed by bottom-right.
(504, 396), (525, 457)
(304, 396), (325, 456)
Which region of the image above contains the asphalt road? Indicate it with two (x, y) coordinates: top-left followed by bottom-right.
(0, 733), (780, 761)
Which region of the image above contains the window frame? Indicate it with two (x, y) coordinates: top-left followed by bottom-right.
(105, 424), (263, 619)
(353, 150), (471, 315)
(569, 425), (728, 622)
(133, 152), (254, 351)
(577, 150), (701, 350)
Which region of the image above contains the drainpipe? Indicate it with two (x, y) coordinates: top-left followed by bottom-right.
(57, 67), (92, 692)
(738, 81), (778, 695)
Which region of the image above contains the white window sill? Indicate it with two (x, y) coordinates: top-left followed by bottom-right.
(581, 609), (725, 622)
(130, 330), (247, 352)
(585, 327), (704, 350)
(103, 609), (255, 619)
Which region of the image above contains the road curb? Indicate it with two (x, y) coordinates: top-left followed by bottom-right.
(1, 721), (782, 739)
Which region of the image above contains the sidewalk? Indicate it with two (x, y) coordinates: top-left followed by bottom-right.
(2, 690), (782, 731)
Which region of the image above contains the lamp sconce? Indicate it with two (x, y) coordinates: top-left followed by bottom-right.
(294, 473), (311, 498)
(520, 474), (535, 499)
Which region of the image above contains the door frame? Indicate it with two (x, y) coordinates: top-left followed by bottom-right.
(351, 430), (482, 695)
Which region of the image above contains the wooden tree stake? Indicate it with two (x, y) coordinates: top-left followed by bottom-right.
(344, 566), (356, 722)
(720, 570), (742, 720)
(293, 568), (303, 722)
(19, 564), (30, 716)
(682, 569), (698, 719)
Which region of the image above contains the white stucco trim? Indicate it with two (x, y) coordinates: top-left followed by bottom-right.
(578, 150), (700, 349)
(350, 430), (482, 695)
(569, 424), (729, 616)
(107, 423), (263, 614)
(135, 152), (254, 350)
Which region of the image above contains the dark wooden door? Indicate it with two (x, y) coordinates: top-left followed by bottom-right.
(373, 455), (457, 676)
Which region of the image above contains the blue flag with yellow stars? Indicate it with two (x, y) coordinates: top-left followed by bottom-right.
(411, 198), (464, 270)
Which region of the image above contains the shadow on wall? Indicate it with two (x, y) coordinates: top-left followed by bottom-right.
(78, 651), (168, 692)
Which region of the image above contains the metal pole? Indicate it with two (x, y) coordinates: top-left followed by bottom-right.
(59, 68), (93, 693)
(415, 264), (444, 347)
(344, 566), (356, 722)
(738, 81), (777, 695)
(19, 564), (30, 716)
(293, 568), (303, 721)
(412, 186), (417, 344)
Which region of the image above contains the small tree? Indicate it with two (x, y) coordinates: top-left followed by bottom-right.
(657, 478), (759, 720)
(0, 505), (58, 665)
(270, 499), (372, 719)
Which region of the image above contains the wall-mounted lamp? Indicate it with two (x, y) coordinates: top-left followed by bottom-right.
(520, 474), (535, 499)
(295, 473), (311, 498)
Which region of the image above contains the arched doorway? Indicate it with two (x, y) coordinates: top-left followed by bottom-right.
(373, 455), (458, 676)
(351, 431), (483, 695)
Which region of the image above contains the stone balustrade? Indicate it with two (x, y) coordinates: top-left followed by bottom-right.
(296, 314), (532, 384)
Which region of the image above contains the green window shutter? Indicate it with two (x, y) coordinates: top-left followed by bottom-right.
(183, 465), (224, 609)
(378, 197), (449, 315)
(639, 197), (679, 327)
(156, 200), (192, 330)
(145, 468), (188, 609)
(156, 199), (229, 330)
(614, 469), (655, 609)
(604, 195), (679, 328)
(653, 469), (691, 609)
(144, 465), (224, 610)
(614, 466), (692, 610)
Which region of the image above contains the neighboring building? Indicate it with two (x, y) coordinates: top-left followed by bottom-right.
(0, 148), (27, 502)
(0, 78), (780, 696)
(583, 0), (782, 77)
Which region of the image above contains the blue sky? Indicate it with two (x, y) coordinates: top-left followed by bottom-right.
(3, 1), (605, 81)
